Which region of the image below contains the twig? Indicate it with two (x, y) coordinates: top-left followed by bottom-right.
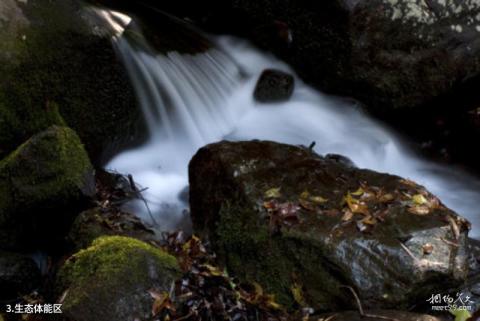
(399, 242), (420, 264)
(340, 286), (364, 315)
(340, 286), (400, 321)
(128, 174), (158, 226)
(440, 237), (459, 247)
(446, 216), (460, 241)
(173, 311), (194, 321)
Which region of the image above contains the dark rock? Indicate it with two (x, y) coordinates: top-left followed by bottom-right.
(0, 251), (41, 300)
(0, 126), (95, 250)
(0, 0), (144, 165)
(56, 236), (180, 321)
(314, 310), (444, 321)
(189, 140), (470, 311)
(325, 153), (356, 168)
(254, 69), (294, 103)
(68, 207), (157, 251)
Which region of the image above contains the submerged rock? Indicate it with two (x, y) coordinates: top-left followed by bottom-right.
(254, 69), (294, 103)
(189, 140), (470, 311)
(57, 236), (180, 321)
(0, 126), (95, 250)
(0, 251), (41, 300)
(0, 0), (143, 164)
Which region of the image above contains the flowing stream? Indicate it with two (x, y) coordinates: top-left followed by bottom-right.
(105, 13), (480, 237)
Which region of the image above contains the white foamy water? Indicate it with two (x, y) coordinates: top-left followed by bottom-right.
(107, 32), (480, 237)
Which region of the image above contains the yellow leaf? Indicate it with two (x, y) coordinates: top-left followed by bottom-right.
(379, 193), (394, 203)
(412, 194), (428, 205)
(265, 187), (281, 198)
(362, 215), (377, 225)
(202, 264), (223, 276)
(291, 282), (306, 306)
(265, 294), (282, 310)
(351, 187), (364, 196)
(310, 195), (328, 204)
(300, 191), (310, 199)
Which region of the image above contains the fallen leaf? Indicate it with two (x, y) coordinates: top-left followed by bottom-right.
(412, 194), (428, 205)
(408, 206), (430, 215)
(362, 215), (377, 226)
(342, 210), (354, 222)
(379, 193), (394, 203)
(148, 289), (171, 316)
(310, 195), (328, 204)
(265, 187), (282, 198)
(291, 282), (306, 306)
(299, 198), (315, 211)
(351, 187), (364, 196)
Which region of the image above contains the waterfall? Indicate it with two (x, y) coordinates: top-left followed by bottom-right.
(107, 19), (480, 237)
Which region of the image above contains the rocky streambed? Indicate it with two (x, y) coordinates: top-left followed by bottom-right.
(2, 0), (480, 321)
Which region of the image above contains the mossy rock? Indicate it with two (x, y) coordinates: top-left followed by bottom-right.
(189, 140), (470, 311)
(0, 126), (95, 250)
(57, 236), (180, 321)
(68, 207), (157, 251)
(0, 0), (144, 165)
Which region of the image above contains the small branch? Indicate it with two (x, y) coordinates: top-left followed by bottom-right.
(128, 174), (158, 226)
(340, 286), (400, 321)
(399, 242), (420, 264)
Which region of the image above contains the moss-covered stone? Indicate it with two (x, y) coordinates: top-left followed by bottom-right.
(0, 0), (144, 165)
(0, 126), (95, 250)
(57, 236), (180, 321)
(189, 140), (470, 311)
(68, 207), (157, 251)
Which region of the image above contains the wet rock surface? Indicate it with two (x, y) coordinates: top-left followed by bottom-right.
(56, 236), (181, 321)
(0, 126), (95, 250)
(189, 140), (471, 311)
(254, 69), (294, 103)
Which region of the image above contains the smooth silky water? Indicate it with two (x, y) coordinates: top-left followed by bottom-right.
(104, 13), (480, 237)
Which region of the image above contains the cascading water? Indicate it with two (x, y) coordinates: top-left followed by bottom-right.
(107, 15), (480, 237)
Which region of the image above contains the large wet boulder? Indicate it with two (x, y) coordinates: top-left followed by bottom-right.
(189, 140), (471, 311)
(0, 251), (41, 301)
(0, 0), (143, 164)
(56, 236), (180, 321)
(254, 69), (295, 103)
(0, 126), (95, 250)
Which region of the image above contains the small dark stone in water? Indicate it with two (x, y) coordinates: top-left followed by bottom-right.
(253, 69), (294, 103)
